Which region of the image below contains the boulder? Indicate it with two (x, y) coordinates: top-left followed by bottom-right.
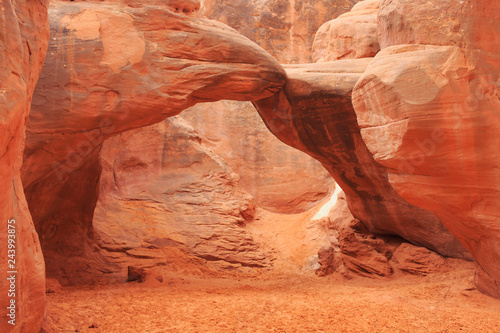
(313, 0), (380, 62)
(392, 243), (448, 276)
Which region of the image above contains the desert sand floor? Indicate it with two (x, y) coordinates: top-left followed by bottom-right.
(43, 261), (500, 333)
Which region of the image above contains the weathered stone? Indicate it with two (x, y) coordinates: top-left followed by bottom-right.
(202, 0), (363, 63)
(313, 0), (380, 62)
(353, 0), (500, 298)
(392, 243), (448, 276)
(0, 1), (50, 332)
(23, 0), (285, 284)
(378, 0), (470, 49)
(181, 101), (335, 213)
(253, 60), (469, 259)
(94, 116), (271, 267)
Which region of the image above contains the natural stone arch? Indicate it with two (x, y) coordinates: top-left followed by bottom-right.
(23, 0), (286, 285)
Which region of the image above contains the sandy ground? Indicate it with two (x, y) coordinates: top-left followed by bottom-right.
(42, 198), (500, 332)
(43, 261), (500, 333)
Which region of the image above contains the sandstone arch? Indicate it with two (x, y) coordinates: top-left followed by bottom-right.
(3, 1), (500, 332)
(22, 0), (286, 285)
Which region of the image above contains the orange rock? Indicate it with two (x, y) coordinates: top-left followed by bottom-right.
(353, 0), (500, 298)
(320, 190), (403, 278)
(45, 278), (63, 294)
(378, 0), (470, 49)
(0, 1), (49, 332)
(202, 0), (363, 63)
(315, 245), (342, 277)
(94, 117), (271, 267)
(25, 0), (285, 191)
(23, 0), (285, 283)
(181, 101), (335, 213)
(391, 243), (448, 276)
(313, 0), (380, 62)
(253, 60), (469, 259)
(339, 231), (394, 278)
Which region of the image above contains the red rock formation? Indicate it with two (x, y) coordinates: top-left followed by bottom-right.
(313, 0), (380, 62)
(182, 0), (344, 215)
(338, 221), (396, 278)
(353, 0), (500, 298)
(94, 116), (271, 269)
(391, 243), (448, 276)
(202, 0), (363, 63)
(253, 60), (469, 259)
(23, 0), (285, 283)
(377, 0), (470, 49)
(25, 0), (285, 189)
(0, 1), (49, 332)
(315, 190), (418, 279)
(181, 101), (335, 213)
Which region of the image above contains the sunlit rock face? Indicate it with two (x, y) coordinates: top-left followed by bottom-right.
(201, 0), (363, 64)
(0, 1), (49, 332)
(253, 60), (469, 260)
(23, 0), (286, 283)
(352, 0), (500, 298)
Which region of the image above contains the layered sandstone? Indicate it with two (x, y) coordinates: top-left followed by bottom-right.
(321, 191), (398, 279)
(0, 1), (50, 332)
(353, 0), (500, 298)
(253, 60), (469, 259)
(391, 243), (449, 276)
(312, 0), (380, 62)
(94, 116), (271, 268)
(315, 190), (450, 279)
(377, 0), (470, 49)
(24, 0), (285, 282)
(181, 101), (334, 213)
(202, 0), (363, 63)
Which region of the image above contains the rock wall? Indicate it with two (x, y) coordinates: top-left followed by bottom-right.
(25, 0), (336, 284)
(352, 0), (500, 298)
(190, 0), (346, 214)
(181, 101), (335, 213)
(6, 4), (499, 333)
(0, 1), (50, 332)
(202, 0), (363, 64)
(312, 0), (380, 62)
(94, 116), (271, 268)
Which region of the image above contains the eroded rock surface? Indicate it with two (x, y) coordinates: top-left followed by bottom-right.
(377, 0), (471, 49)
(94, 116), (271, 268)
(316, 190), (452, 279)
(353, 0), (500, 298)
(312, 0), (380, 62)
(181, 101), (335, 213)
(202, 0), (363, 63)
(24, 0), (285, 283)
(253, 60), (469, 259)
(0, 1), (49, 332)
(392, 243), (448, 276)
